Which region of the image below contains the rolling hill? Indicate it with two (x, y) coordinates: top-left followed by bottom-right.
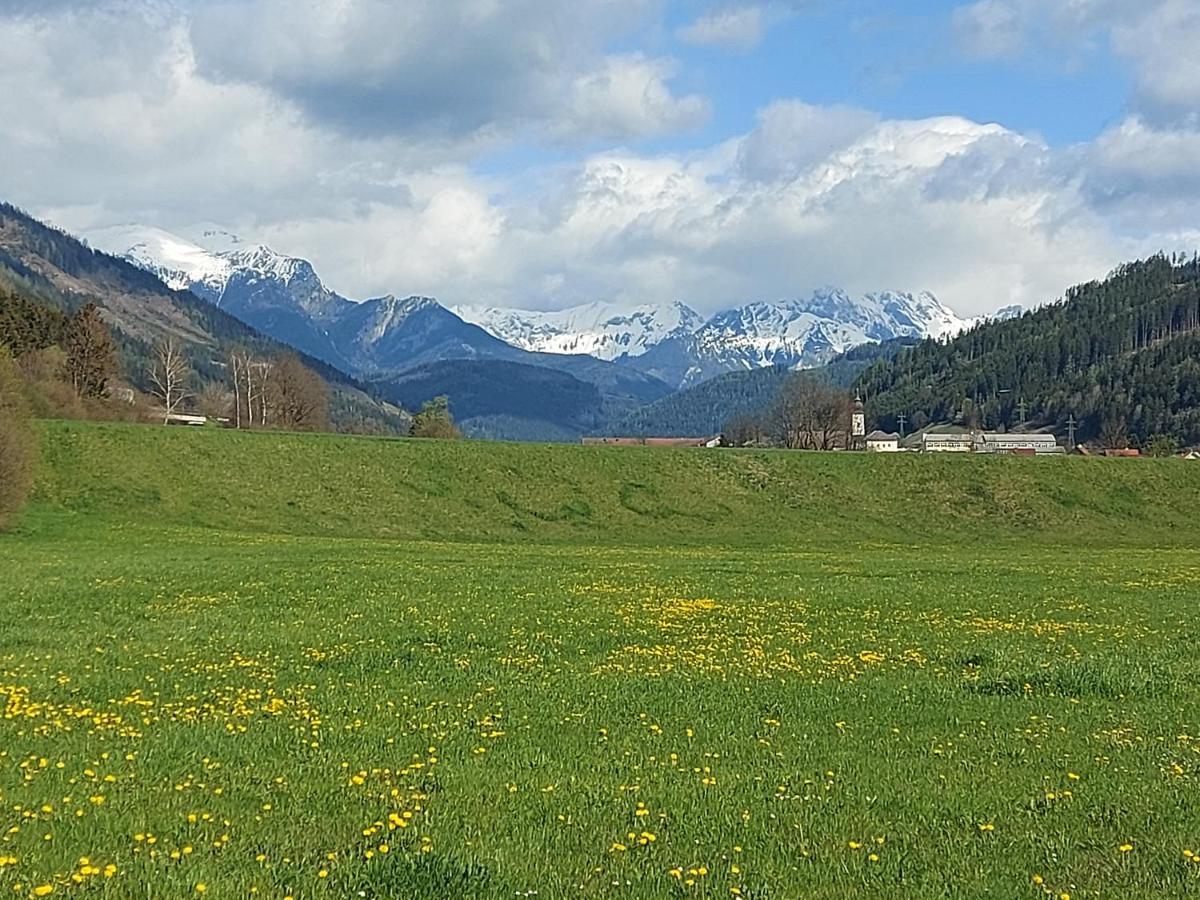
(25, 419), (1200, 548)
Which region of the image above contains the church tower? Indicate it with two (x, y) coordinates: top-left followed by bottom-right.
(851, 395), (866, 450)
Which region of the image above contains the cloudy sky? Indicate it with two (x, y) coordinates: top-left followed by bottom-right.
(3, 0), (1199, 315)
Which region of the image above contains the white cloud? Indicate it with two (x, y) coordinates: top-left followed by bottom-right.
(952, 0), (1200, 123)
(1084, 118), (1200, 235)
(185, 0), (700, 143)
(951, 0), (1026, 59)
(1110, 0), (1200, 122)
(261, 113), (1164, 317)
(558, 55), (709, 142)
(736, 101), (880, 180)
(678, 6), (767, 51)
(3, 0), (1199, 323)
(952, 0), (1135, 59)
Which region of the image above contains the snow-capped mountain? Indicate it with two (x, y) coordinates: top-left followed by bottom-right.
(90, 223), (974, 392)
(457, 290), (967, 388)
(453, 300), (705, 360)
(990, 304), (1025, 322)
(701, 289), (966, 362)
(91, 225), (351, 321)
(85, 226), (675, 402)
(94, 225), (235, 295)
(616, 289), (969, 388)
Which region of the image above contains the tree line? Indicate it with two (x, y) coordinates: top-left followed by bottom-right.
(1, 287), (334, 430)
(854, 255), (1200, 447)
(722, 373), (853, 449)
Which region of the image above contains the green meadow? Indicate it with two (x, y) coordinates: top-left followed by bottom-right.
(1, 422), (1198, 898)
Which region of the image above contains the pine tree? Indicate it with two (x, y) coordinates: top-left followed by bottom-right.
(64, 303), (116, 398)
(410, 396), (461, 439)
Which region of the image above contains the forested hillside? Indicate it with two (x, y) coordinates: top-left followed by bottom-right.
(857, 256), (1200, 444)
(0, 203), (406, 433)
(376, 358), (607, 441)
(612, 366), (791, 436)
(613, 338), (917, 437)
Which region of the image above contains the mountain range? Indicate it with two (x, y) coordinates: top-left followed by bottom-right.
(11, 205), (1197, 448)
(89, 226), (983, 396)
(77, 223), (1012, 438)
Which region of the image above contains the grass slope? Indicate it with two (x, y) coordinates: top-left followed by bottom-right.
(26, 420), (1200, 547)
(2, 422), (1198, 899)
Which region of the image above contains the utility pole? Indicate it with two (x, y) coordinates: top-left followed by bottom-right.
(897, 413), (908, 438)
(1067, 413), (1077, 449)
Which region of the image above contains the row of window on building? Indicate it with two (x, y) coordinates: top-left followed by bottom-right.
(864, 430), (1064, 455)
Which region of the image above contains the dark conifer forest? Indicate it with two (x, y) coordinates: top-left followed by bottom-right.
(856, 256), (1200, 445)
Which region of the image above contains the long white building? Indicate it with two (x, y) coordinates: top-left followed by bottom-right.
(922, 432), (973, 452)
(921, 431), (1063, 455)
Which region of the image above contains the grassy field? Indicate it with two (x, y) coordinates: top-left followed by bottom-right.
(0, 422), (1198, 898)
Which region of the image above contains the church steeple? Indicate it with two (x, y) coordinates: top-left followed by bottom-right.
(851, 395), (866, 450)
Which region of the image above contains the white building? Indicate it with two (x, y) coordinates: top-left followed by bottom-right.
(973, 432), (1063, 455)
(922, 432), (973, 453)
(865, 430), (901, 453)
(165, 414), (208, 427)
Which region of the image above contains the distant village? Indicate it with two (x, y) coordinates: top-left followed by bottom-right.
(583, 430), (1200, 457)
(584, 399), (1200, 458)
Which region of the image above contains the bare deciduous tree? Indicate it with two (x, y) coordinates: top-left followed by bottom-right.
(196, 382), (233, 421)
(267, 354), (329, 432)
(228, 348), (246, 429)
(1100, 415), (1130, 450)
(251, 358), (273, 427)
(148, 337), (191, 423)
(228, 349), (273, 428)
(722, 414), (767, 448)
(771, 375), (852, 451)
